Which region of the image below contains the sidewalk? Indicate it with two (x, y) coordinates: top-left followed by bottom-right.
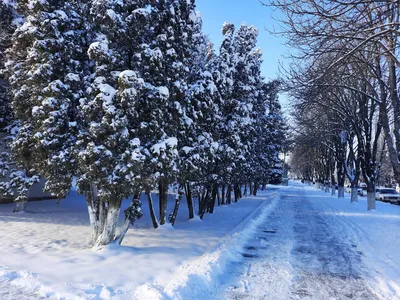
(303, 184), (400, 298)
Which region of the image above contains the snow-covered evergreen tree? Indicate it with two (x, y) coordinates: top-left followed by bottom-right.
(4, 0), (288, 242)
(0, 0), (41, 212)
(211, 22), (262, 200)
(130, 0), (206, 225)
(263, 80), (287, 181)
(0, 1), (16, 180)
(6, 0), (91, 201)
(0, 0), (15, 128)
(230, 24), (261, 195)
(171, 11), (222, 221)
(76, 0), (148, 246)
(249, 78), (286, 190)
(208, 22), (236, 204)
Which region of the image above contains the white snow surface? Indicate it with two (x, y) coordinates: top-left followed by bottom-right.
(208, 183), (400, 300)
(151, 137), (177, 154)
(0, 188), (273, 299)
(0, 182), (400, 299)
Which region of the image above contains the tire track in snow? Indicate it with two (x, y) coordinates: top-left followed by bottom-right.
(308, 192), (400, 299)
(213, 190), (295, 300)
(289, 188), (377, 300)
(132, 191), (279, 300)
(214, 185), (378, 300)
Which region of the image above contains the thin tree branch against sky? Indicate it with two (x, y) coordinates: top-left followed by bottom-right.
(197, 0), (287, 82)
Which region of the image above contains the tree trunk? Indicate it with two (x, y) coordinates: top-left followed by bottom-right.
(243, 184), (247, 197)
(199, 188), (210, 219)
(158, 180), (168, 225)
(221, 185), (226, 205)
(252, 182), (258, 196)
(117, 199), (143, 245)
(132, 190), (141, 203)
(226, 185), (232, 204)
(367, 192), (376, 211)
(208, 183), (218, 214)
(117, 218), (131, 246)
(146, 190), (158, 228)
(216, 187), (221, 206)
(351, 187), (358, 203)
(198, 188), (206, 215)
(233, 184), (238, 202)
(117, 217), (131, 246)
(366, 181), (376, 211)
(379, 57), (400, 186)
(184, 182), (194, 219)
(13, 199), (28, 213)
(338, 186), (345, 198)
(331, 171), (335, 195)
(169, 184), (184, 226)
(85, 184), (132, 247)
(94, 199), (122, 247)
(235, 184), (241, 201)
(324, 182), (329, 193)
(85, 184), (102, 245)
(336, 137), (346, 199)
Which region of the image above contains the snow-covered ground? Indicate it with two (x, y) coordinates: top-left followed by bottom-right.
(0, 188), (277, 299)
(208, 183), (400, 299)
(0, 182), (399, 299)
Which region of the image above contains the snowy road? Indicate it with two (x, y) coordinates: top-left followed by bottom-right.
(1, 183), (398, 299)
(214, 185), (378, 299)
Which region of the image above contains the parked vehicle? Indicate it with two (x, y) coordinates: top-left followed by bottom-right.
(375, 188), (400, 204)
(345, 185), (362, 195)
(359, 186), (367, 196)
(354, 183), (367, 196)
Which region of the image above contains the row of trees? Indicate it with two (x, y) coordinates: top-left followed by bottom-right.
(0, 0), (286, 246)
(267, 0), (399, 210)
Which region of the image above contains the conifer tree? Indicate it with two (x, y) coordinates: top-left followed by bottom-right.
(0, 0), (15, 128)
(208, 22), (236, 204)
(4, 0), (288, 242)
(0, 0), (40, 212)
(77, 0), (148, 245)
(170, 12), (222, 221)
(6, 0), (92, 201)
(6, 0), (146, 244)
(132, 0), (203, 225)
(211, 22), (262, 201)
(230, 24), (260, 195)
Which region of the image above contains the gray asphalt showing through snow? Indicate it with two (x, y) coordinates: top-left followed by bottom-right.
(217, 185), (377, 300)
(288, 189), (376, 299)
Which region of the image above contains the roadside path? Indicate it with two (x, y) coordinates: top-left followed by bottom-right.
(214, 185), (377, 299)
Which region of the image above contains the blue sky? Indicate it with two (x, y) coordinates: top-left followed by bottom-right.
(196, 0), (288, 82)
